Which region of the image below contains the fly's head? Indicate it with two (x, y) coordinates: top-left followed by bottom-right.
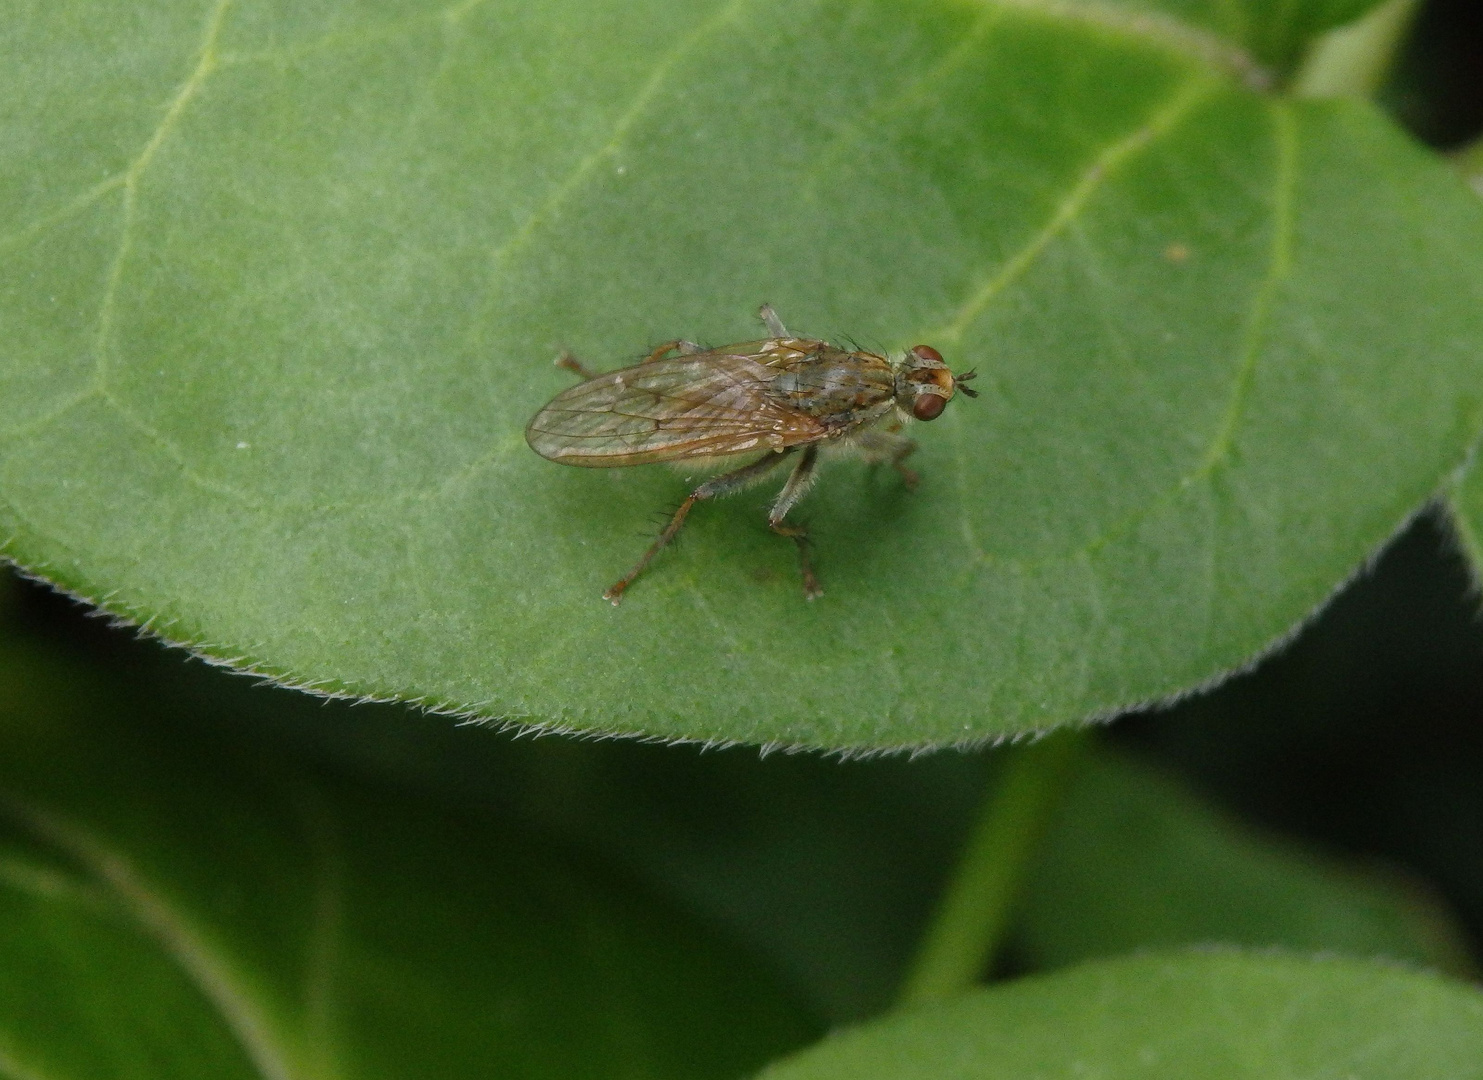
(895, 345), (978, 422)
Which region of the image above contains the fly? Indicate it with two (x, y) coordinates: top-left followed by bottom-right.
(525, 305), (978, 604)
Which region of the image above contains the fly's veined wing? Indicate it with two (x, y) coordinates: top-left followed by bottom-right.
(525, 342), (828, 466)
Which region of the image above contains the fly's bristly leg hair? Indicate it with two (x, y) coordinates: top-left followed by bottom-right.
(758, 304), (788, 338)
(768, 444), (823, 600)
(603, 450), (796, 605)
(856, 429), (920, 490)
(648, 498), (691, 535)
(650, 501), (684, 527)
(554, 352), (601, 381)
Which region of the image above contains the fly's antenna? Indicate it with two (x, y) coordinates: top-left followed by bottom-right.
(955, 369), (980, 398)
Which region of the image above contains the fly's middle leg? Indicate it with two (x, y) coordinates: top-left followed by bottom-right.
(857, 430), (920, 490)
(768, 444), (822, 600)
(604, 450), (794, 605)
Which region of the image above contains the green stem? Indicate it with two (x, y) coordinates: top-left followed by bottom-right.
(1290, 0), (1421, 99)
(895, 728), (1087, 1008)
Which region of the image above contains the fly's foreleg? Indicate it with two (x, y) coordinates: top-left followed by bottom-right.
(604, 450), (793, 605)
(858, 430), (920, 490)
(768, 444), (822, 600)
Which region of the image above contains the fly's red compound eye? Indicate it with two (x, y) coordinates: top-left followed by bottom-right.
(912, 393), (946, 421)
(910, 345), (943, 364)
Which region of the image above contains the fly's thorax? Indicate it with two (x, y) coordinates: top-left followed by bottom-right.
(768, 346), (897, 432)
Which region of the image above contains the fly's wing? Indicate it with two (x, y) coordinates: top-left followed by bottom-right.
(525, 341), (828, 466)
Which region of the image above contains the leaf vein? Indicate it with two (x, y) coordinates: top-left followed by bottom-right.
(980, 0), (1270, 88)
(796, 3), (1010, 193)
(0, 389), (103, 445)
(1050, 101), (1295, 564)
(0, 176), (125, 256)
(956, 98), (1299, 573)
(0, 794), (301, 1080)
(95, 0), (233, 388)
(1196, 99), (1297, 473)
(466, 0), (753, 311)
(98, 390), (264, 506)
(930, 77), (1216, 345)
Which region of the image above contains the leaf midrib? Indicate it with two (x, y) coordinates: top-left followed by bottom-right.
(0, 790), (313, 1080)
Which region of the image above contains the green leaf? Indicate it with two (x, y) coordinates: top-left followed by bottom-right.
(1016, 749), (1474, 974)
(4, 0), (1483, 748)
(0, 628), (817, 1078)
(1446, 467), (1483, 585)
(758, 951), (1483, 1080)
(1077, 0), (1387, 75)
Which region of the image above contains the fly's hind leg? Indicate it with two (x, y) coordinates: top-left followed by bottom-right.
(556, 339), (704, 381)
(644, 339), (705, 363)
(857, 429), (920, 490)
(604, 450), (794, 605)
(768, 444), (823, 600)
(555, 352), (601, 381)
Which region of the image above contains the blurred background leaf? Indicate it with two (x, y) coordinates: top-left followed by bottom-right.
(1015, 747), (1474, 975)
(758, 952), (1483, 1080)
(0, 594), (818, 1078)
